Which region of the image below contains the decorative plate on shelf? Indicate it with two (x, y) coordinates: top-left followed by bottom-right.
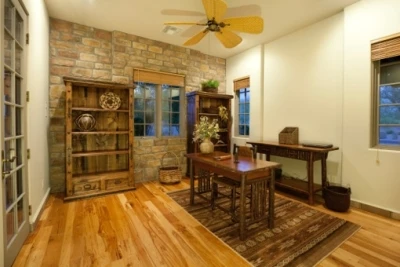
(99, 92), (121, 110)
(75, 113), (96, 131)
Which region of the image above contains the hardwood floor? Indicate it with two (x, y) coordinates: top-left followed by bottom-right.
(13, 178), (400, 267)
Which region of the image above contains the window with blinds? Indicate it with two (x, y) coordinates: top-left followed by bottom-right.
(371, 34), (400, 148)
(234, 77), (250, 136)
(133, 69), (185, 137)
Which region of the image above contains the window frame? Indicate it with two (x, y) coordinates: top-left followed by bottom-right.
(236, 87), (250, 137)
(371, 59), (400, 149)
(133, 68), (185, 138)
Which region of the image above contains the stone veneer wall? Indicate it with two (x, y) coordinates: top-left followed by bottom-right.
(49, 18), (226, 193)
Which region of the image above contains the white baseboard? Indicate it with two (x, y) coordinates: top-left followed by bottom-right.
(29, 187), (51, 231)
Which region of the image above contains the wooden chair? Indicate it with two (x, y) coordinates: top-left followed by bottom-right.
(211, 144), (257, 217)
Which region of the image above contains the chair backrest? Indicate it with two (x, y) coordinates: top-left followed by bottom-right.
(233, 144), (257, 159)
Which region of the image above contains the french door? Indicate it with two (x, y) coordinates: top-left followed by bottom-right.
(2, 0), (29, 266)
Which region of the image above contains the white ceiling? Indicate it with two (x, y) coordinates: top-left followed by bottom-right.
(44, 0), (359, 59)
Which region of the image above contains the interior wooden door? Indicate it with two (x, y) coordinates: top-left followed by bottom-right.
(1, 0), (29, 266)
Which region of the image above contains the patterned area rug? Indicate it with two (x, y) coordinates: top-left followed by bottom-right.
(168, 189), (360, 267)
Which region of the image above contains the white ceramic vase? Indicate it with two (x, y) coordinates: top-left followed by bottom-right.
(199, 138), (214, 153)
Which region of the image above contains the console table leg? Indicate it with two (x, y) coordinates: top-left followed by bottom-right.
(190, 159), (194, 205)
(307, 153), (314, 205)
(321, 153), (328, 189)
(239, 174), (246, 241)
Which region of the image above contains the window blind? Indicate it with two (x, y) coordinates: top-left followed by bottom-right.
(371, 33), (400, 61)
(233, 76), (250, 91)
(133, 68), (185, 87)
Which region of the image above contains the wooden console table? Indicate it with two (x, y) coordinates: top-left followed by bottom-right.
(246, 141), (339, 205)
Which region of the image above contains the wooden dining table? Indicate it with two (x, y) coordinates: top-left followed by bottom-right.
(186, 151), (281, 240)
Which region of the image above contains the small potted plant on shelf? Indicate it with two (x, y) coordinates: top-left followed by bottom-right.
(193, 116), (220, 153)
(201, 79), (220, 93)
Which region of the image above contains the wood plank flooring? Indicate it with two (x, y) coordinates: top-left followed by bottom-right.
(13, 179), (400, 267)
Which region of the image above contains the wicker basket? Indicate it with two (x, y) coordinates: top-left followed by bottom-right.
(159, 152), (182, 184)
(323, 183), (351, 212)
(279, 127), (299, 145)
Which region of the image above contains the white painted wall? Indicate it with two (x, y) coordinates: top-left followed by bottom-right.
(342, 0), (400, 212)
(26, 0), (50, 225)
(226, 45), (264, 146)
(226, 0), (400, 213)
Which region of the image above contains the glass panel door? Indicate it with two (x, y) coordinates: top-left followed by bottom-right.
(2, 0), (29, 266)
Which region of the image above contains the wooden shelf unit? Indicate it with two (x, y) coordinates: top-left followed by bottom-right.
(64, 77), (135, 201)
(186, 91), (233, 176)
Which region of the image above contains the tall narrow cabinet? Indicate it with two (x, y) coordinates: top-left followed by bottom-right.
(64, 77), (135, 200)
(186, 91), (233, 175)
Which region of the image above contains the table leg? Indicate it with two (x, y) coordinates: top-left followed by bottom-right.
(239, 174), (246, 241)
(321, 153), (328, 189)
(190, 159), (194, 205)
(269, 168), (275, 229)
(307, 153), (314, 205)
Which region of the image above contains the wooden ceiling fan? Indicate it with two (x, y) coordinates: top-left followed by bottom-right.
(164, 0), (264, 48)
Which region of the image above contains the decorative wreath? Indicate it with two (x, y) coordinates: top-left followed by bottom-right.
(99, 92), (121, 110)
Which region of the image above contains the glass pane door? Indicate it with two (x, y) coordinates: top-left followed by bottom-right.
(2, 0), (29, 266)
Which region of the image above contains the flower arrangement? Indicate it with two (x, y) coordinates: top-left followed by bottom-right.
(218, 105), (229, 121)
(192, 116), (220, 143)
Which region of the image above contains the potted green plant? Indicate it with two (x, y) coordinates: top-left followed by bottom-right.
(201, 79), (220, 93)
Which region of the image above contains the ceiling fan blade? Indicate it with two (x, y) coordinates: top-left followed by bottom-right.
(215, 28), (242, 48)
(222, 16), (264, 34)
(184, 29), (209, 46)
(164, 22), (205, 26)
(202, 0), (227, 21)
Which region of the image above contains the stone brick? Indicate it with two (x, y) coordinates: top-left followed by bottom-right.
(51, 58), (75, 67)
(82, 38), (101, 48)
(60, 33), (81, 43)
(49, 85), (65, 98)
(80, 53), (98, 62)
(76, 60), (95, 69)
(127, 61), (144, 68)
(50, 30), (60, 39)
(51, 66), (71, 76)
(168, 139), (183, 145)
(170, 57), (182, 65)
(75, 44), (94, 53)
(102, 42), (112, 50)
(114, 45), (126, 53)
(146, 160), (161, 168)
(50, 40), (75, 50)
(95, 29), (112, 41)
(93, 69), (111, 80)
(200, 64), (210, 72)
(58, 50), (79, 59)
(134, 146), (152, 154)
(163, 62), (174, 68)
(124, 67), (133, 76)
(95, 63), (112, 69)
(50, 75), (62, 84)
(112, 68), (124, 76)
(129, 55), (146, 63)
(149, 45), (163, 54)
(51, 19), (73, 33)
(114, 38), (132, 47)
(143, 64), (161, 71)
(151, 146), (166, 153)
(94, 48), (111, 57)
(156, 54), (170, 61)
(160, 66), (177, 73)
(71, 67), (93, 78)
(125, 48), (142, 56)
(132, 42), (147, 50)
(154, 139), (168, 146)
(142, 51), (155, 59)
(148, 59), (163, 66)
(98, 56), (112, 64)
(112, 76), (129, 84)
(139, 139), (154, 147)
